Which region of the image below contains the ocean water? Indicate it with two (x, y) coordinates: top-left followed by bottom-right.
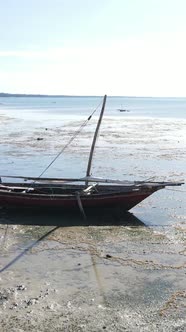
(0, 96), (186, 119)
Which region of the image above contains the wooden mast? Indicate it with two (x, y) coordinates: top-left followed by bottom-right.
(85, 95), (107, 186)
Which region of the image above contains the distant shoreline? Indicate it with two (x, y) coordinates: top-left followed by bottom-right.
(0, 93), (185, 99)
(0, 92), (102, 98)
(0, 93), (75, 98)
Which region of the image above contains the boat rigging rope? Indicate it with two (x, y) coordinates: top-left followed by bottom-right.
(165, 188), (186, 192)
(35, 99), (103, 181)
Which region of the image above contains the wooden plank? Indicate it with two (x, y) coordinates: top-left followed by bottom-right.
(0, 175), (183, 186)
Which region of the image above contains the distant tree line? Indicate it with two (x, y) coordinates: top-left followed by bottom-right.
(0, 92), (66, 97)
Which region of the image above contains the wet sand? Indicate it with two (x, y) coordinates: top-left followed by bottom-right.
(0, 111), (186, 331)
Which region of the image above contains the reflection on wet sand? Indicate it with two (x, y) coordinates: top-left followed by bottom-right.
(0, 226), (59, 274)
(0, 209), (145, 275)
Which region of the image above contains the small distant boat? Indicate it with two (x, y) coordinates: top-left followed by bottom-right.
(117, 109), (130, 112)
(0, 95), (183, 214)
(117, 103), (130, 112)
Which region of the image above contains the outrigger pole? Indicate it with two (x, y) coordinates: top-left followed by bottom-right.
(85, 95), (107, 187)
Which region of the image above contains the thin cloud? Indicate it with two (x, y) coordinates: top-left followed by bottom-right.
(0, 50), (49, 58)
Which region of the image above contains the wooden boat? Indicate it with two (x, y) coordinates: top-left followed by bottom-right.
(0, 95), (183, 214)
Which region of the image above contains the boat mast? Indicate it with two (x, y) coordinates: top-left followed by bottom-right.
(85, 95), (107, 186)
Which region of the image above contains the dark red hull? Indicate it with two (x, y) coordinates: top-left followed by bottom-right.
(0, 189), (155, 211)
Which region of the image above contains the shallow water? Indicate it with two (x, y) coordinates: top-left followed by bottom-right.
(1, 95), (186, 119)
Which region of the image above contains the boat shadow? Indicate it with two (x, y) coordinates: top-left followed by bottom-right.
(0, 208), (146, 274)
(0, 207), (146, 227)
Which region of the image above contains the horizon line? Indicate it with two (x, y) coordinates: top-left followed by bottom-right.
(0, 92), (186, 99)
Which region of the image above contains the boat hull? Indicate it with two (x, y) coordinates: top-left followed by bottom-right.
(0, 189), (155, 211)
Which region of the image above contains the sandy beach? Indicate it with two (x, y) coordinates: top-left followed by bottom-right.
(0, 106), (186, 331)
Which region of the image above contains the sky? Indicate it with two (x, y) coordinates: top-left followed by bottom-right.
(1, 0), (186, 96)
